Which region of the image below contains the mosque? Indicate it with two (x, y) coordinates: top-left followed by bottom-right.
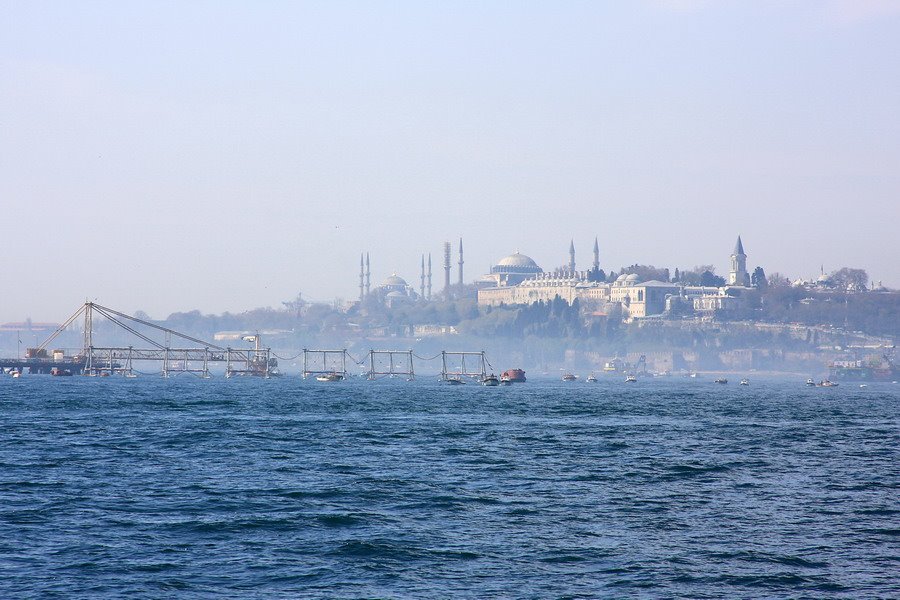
(356, 236), (753, 321)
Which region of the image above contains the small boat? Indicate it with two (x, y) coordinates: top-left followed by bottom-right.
(806, 378), (816, 386)
(50, 367), (73, 377)
(586, 373), (598, 383)
(316, 372), (344, 382)
(859, 384), (868, 388)
(817, 379), (839, 387)
(499, 374), (512, 386)
(715, 378), (728, 384)
(11, 370), (21, 378)
(562, 373), (578, 381)
(625, 374), (637, 383)
(739, 378), (749, 386)
(445, 376), (465, 385)
(482, 374), (500, 386)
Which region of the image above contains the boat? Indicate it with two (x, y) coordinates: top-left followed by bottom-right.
(806, 378), (816, 386)
(715, 378), (728, 384)
(817, 379), (839, 387)
(50, 367), (73, 377)
(739, 378), (749, 386)
(315, 372), (344, 382)
(10, 370), (21, 378)
(859, 384), (868, 388)
(625, 374), (637, 383)
(445, 376), (465, 385)
(482, 374), (500, 386)
(499, 374), (512, 385)
(500, 368), (526, 383)
(586, 373), (598, 383)
(562, 373), (578, 381)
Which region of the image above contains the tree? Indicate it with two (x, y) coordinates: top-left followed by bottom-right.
(620, 264), (670, 282)
(829, 267), (868, 291)
(751, 266), (767, 289)
(699, 270), (726, 287)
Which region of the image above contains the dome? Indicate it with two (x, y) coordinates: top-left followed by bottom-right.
(496, 252), (540, 269)
(382, 274), (407, 287)
(385, 291), (405, 298)
(625, 273), (639, 282)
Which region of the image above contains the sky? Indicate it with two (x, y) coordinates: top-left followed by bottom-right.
(2, 0), (899, 322)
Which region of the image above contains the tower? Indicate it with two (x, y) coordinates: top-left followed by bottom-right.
(458, 238), (464, 286)
(569, 239), (576, 272)
(420, 255), (425, 299)
(443, 241), (451, 296)
(365, 253), (371, 296)
(728, 236), (750, 286)
(593, 237), (600, 271)
(359, 254), (365, 302)
(427, 253), (432, 299)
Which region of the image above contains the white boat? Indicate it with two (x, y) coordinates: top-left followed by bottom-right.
(740, 378), (749, 386)
(586, 373), (598, 383)
(806, 378), (816, 386)
(625, 374), (637, 383)
(715, 377), (728, 384)
(482, 374), (500, 386)
(445, 376), (465, 385)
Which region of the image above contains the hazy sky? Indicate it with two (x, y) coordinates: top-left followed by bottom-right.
(2, 0), (899, 322)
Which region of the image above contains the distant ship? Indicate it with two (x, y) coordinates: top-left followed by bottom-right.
(501, 368), (526, 383)
(316, 372), (344, 382)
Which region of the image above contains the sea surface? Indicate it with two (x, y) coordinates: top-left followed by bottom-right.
(1, 375), (898, 598)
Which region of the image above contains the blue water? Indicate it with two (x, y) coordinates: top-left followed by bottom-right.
(1, 376), (898, 598)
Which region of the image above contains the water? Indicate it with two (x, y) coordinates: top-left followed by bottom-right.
(1, 376), (898, 598)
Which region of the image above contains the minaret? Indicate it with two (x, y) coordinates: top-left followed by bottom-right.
(420, 255), (426, 299)
(359, 254), (365, 302)
(443, 241), (451, 296)
(427, 253), (432, 299)
(365, 253), (371, 296)
(458, 238), (464, 286)
(569, 239), (576, 272)
(728, 236), (749, 286)
(593, 237), (600, 271)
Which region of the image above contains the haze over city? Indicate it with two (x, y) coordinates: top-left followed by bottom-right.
(2, 0), (899, 322)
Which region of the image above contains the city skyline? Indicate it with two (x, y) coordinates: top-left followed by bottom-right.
(2, 1), (899, 321)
